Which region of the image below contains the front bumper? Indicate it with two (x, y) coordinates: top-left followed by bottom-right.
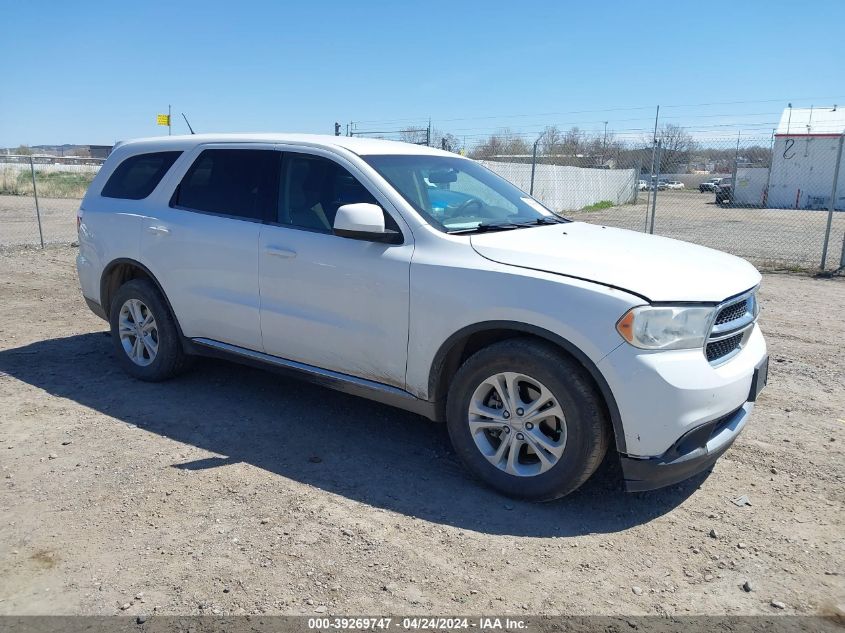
(620, 354), (768, 491)
(620, 402), (750, 491)
(598, 324), (767, 456)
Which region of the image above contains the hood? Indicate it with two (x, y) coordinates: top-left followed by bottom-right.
(470, 222), (761, 303)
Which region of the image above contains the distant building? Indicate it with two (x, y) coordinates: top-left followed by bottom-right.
(86, 145), (112, 159)
(767, 107), (845, 209)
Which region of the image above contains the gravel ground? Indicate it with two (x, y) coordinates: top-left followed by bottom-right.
(0, 195), (79, 247)
(0, 246), (843, 618)
(567, 191), (845, 270)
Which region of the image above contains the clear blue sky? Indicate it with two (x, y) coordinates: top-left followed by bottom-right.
(2, 0), (844, 147)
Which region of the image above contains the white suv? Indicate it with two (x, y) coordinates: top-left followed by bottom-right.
(76, 134), (768, 500)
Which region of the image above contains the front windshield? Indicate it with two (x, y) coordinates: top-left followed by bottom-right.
(362, 154), (566, 233)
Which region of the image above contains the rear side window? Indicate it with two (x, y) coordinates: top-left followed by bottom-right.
(172, 149), (279, 220)
(101, 151), (182, 200)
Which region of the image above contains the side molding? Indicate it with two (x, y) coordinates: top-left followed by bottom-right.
(192, 338), (438, 420)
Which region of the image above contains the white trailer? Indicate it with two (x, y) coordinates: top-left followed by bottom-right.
(767, 107), (845, 210)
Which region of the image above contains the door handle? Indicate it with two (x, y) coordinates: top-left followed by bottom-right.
(146, 225), (171, 236)
(265, 246), (297, 259)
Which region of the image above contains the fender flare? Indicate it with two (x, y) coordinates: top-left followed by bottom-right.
(428, 320), (627, 453)
(99, 257), (187, 341)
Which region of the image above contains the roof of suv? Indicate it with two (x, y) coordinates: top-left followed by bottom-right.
(114, 133), (457, 157)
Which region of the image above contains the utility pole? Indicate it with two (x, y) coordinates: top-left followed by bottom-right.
(334, 122), (341, 136)
(168, 104), (172, 136)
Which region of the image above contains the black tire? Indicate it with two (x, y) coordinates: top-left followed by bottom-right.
(445, 338), (610, 501)
(109, 279), (192, 381)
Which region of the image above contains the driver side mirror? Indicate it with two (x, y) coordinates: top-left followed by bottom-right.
(333, 203), (401, 244)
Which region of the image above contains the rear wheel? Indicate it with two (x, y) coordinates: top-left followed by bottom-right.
(109, 279), (191, 381)
(446, 338), (610, 501)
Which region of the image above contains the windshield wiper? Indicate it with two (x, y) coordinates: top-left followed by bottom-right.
(447, 215), (568, 234)
(447, 221), (528, 234)
(530, 215), (568, 225)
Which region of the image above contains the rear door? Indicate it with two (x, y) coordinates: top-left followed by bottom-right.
(139, 144), (279, 351)
(258, 148), (413, 388)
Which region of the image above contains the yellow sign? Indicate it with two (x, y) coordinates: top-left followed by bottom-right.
(156, 114), (170, 126)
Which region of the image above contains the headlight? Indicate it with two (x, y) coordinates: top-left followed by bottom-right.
(616, 305), (715, 350)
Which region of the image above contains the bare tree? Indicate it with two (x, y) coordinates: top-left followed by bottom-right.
(652, 124), (697, 173)
(437, 132), (462, 153)
(540, 125), (563, 159)
(470, 129), (530, 161)
(562, 127), (584, 159)
(399, 127), (428, 145)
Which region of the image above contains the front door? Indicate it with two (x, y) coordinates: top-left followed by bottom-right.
(258, 150), (412, 388)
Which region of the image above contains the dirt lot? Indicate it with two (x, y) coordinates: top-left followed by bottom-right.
(0, 195), (79, 247)
(567, 191), (845, 270)
(0, 246), (843, 617)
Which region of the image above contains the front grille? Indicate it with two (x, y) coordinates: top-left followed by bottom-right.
(706, 332), (744, 362)
(704, 290), (757, 365)
(715, 299), (749, 325)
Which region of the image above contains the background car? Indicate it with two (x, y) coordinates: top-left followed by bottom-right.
(665, 181), (684, 190)
(715, 179), (733, 204)
(700, 177), (724, 193)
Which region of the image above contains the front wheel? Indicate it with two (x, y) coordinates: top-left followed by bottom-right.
(446, 339), (610, 501)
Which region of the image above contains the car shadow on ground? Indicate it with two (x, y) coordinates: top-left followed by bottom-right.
(0, 333), (711, 537)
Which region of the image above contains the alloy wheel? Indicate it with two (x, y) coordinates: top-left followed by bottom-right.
(118, 298), (159, 367)
(467, 371), (566, 477)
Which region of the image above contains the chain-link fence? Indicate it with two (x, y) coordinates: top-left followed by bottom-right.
(480, 133), (845, 271)
(0, 155), (103, 248)
(3, 132), (844, 271)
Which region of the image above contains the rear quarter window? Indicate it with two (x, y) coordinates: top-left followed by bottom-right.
(100, 151), (182, 200)
(171, 149), (279, 220)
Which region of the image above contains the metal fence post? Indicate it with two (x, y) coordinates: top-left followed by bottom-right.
(633, 158), (642, 204)
(649, 141), (662, 234)
(840, 224), (845, 270)
(28, 156), (45, 248)
(821, 134), (844, 270)
(643, 106), (660, 232)
(530, 132), (545, 196)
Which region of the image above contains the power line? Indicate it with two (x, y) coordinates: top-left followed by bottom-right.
(430, 111), (787, 135)
(349, 95), (845, 128)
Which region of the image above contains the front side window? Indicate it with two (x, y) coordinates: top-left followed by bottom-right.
(279, 153), (398, 233)
(363, 154), (565, 233)
(101, 151), (181, 200)
(172, 149), (279, 220)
